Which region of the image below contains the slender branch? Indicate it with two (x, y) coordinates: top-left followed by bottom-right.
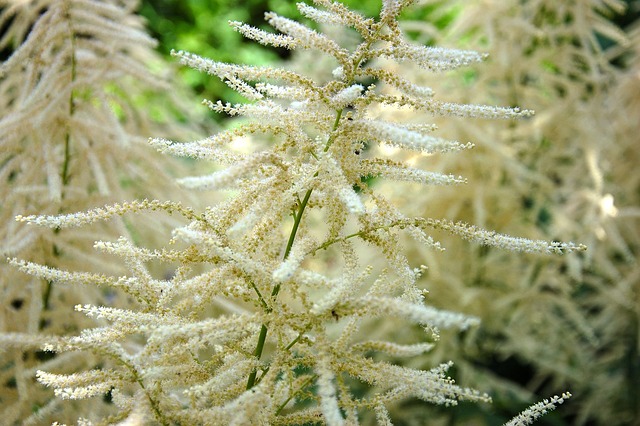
(285, 326), (311, 351)
(249, 279), (269, 310)
(253, 324), (313, 387)
(311, 231), (364, 255)
(274, 374), (318, 416)
(309, 219), (415, 256)
(322, 109), (343, 152)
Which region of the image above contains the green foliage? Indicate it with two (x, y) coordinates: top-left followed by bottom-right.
(139, 0), (457, 109)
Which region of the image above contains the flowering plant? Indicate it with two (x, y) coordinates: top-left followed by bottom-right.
(6, 0), (585, 424)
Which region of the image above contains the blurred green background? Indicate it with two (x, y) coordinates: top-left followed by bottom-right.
(137, 0), (460, 108)
(138, 0), (639, 119)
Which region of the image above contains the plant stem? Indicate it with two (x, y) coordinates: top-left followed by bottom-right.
(245, 187), (313, 390)
(62, 0), (77, 189)
(245, 109), (345, 390)
(244, 25), (382, 388)
(42, 0), (78, 316)
(274, 374), (317, 416)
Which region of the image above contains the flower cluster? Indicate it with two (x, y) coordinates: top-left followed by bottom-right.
(377, 0), (637, 423)
(7, 0), (587, 424)
(0, 0), (200, 423)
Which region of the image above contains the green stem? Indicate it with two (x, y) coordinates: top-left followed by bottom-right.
(285, 326), (310, 351)
(244, 24), (384, 389)
(310, 218), (417, 256)
(311, 231), (363, 255)
(251, 324), (313, 387)
(62, 2), (76, 189)
(245, 187), (313, 390)
(246, 107), (344, 390)
(249, 279), (269, 311)
(102, 347), (170, 426)
(130, 375), (170, 426)
(61, 124), (72, 187)
(246, 323), (268, 388)
(42, 281), (53, 311)
(139, 381), (169, 426)
(273, 187), (313, 299)
(42, 1), (77, 317)
(322, 109), (343, 152)
(274, 374), (317, 416)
